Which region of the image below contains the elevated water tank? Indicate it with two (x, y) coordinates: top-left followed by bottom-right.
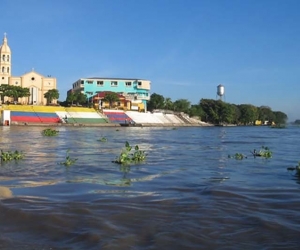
(217, 84), (225, 97)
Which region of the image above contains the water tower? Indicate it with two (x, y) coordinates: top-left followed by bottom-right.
(217, 84), (225, 101)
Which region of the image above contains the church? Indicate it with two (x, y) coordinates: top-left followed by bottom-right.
(0, 33), (57, 105)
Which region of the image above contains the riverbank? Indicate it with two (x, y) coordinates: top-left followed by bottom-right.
(8, 121), (213, 127)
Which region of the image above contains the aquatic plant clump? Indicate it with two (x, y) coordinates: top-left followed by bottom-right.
(297, 163), (300, 176)
(113, 141), (146, 165)
(1, 150), (24, 162)
(287, 161), (300, 177)
(97, 137), (107, 142)
(59, 150), (78, 166)
(42, 128), (59, 136)
(251, 146), (272, 158)
(228, 153), (247, 160)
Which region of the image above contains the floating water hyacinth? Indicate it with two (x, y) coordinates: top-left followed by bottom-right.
(251, 146), (272, 158)
(97, 137), (107, 142)
(0, 150), (24, 162)
(113, 141), (146, 165)
(59, 150), (78, 166)
(228, 153), (247, 160)
(42, 128), (59, 136)
(287, 161), (300, 176)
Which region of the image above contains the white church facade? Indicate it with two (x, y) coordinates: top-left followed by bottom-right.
(0, 33), (57, 105)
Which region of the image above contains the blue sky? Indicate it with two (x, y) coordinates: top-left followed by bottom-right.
(1, 0), (299, 121)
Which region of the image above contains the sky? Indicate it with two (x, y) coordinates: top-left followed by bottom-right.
(1, 0), (299, 121)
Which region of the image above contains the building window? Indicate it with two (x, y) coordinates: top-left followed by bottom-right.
(138, 81), (142, 86)
(2, 55), (5, 61)
(86, 91), (93, 95)
(81, 80), (84, 85)
(1, 67), (4, 73)
(7, 67), (9, 73)
(111, 81), (118, 87)
(31, 77), (35, 81)
(97, 81), (104, 86)
(125, 82), (132, 87)
(7, 55), (9, 62)
(15, 81), (18, 85)
(87, 80), (93, 84)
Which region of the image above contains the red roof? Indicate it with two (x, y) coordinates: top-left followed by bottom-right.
(93, 91), (125, 99)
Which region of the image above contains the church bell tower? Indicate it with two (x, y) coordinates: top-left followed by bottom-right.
(0, 33), (11, 85)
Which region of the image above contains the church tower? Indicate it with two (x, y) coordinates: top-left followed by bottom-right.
(0, 33), (11, 85)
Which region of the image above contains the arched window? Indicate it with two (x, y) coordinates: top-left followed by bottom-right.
(7, 55), (9, 62)
(1, 67), (4, 73)
(7, 67), (9, 73)
(2, 55), (5, 61)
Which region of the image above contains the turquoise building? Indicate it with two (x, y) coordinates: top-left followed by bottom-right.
(70, 77), (151, 111)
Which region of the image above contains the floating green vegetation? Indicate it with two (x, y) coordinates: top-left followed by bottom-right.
(251, 146), (272, 158)
(97, 137), (107, 142)
(1, 150), (24, 162)
(113, 141), (146, 165)
(42, 128), (59, 136)
(228, 153), (247, 160)
(287, 161), (300, 176)
(59, 150), (78, 166)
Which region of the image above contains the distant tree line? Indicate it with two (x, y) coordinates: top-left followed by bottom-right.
(0, 84), (30, 103)
(0, 84), (59, 105)
(0, 86), (288, 125)
(147, 93), (288, 125)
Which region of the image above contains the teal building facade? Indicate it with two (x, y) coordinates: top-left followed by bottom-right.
(70, 77), (151, 111)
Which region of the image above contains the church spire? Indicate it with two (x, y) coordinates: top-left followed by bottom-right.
(0, 32), (12, 83)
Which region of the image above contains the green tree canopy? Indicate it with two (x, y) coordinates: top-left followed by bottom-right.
(147, 93), (165, 111)
(173, 99), (190, 113)
(164, 97), (173, 110)
(258, 106), (275, 122)
(44, 89), (59, 105)
(188, 104), (204, 118)
(238, 104), (258, 125)
(0, 84), (30, 102)
(76, 92), (88, 105)
(66, 92), (76, 105)
(273, 111), (288, 125)
(102, 92), (119, 109)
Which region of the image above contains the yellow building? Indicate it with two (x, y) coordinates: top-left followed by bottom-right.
(0, 33), (57, 105)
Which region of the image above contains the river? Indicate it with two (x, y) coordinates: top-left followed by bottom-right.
(0, 125), (300, 249)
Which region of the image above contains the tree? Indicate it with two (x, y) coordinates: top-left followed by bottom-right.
(66, 92), (76, 105)
(188, 104), (204, 118)
(258, 106), (275, 123)
(147, 93), (165, 111)
(44, 89), (59, 105)
(164, 97), (173, 110)
(76, 92), (88, 105)
(173, 99), (190, 113)
(238, 104), (258, 125)
(0, 84), (30, 102)
(200, 99), (219, 123)
(102, 92), (119, 109)
(219, 101), (235, 124)
(273, 111), (288, 125)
